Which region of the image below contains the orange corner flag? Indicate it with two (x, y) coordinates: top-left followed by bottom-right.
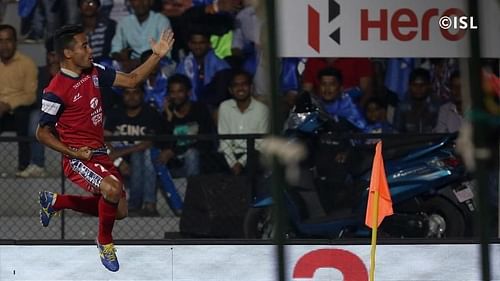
(365, 141), (393, 229)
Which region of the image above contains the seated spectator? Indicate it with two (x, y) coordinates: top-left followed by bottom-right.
(104, 86), (163, 217)
(434, 70), (463, 133)
(16, 37), (59, 178)
(156, 74), (215, 177)
(0, 24), (38, 174)
(316, 67), (369, 132)
(79, 0), (116, 65)
(302, 57), (374, 105)
(176, 29), (231, 107)
(364, 97), (395, 134)
(173, 0), (240, 60)
(111, 0), (170, 72)
(218, 70), (269, 176)
(393, 68), (439, 133)
(140, 50), (168, 112)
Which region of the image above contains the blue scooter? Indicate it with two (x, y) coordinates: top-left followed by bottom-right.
(244, 94), (475, 239)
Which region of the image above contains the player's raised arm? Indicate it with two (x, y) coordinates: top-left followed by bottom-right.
(113, 29), (174, 88)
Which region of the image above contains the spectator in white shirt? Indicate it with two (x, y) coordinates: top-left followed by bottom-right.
(434, 70), (464, 133)
(217, 70), (269, 175)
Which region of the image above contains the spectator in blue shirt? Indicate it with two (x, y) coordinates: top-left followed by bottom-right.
(140, 49), (168, 112)
(111, 0), (171, 72)
(176, 29), (230, 107)
(317, 67), (369, 132)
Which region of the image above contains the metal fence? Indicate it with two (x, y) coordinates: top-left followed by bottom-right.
(1, 133), (497, 241)
(0, 134), (262, 240)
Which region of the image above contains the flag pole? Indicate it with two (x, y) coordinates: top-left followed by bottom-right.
(369, 189), (380, 281)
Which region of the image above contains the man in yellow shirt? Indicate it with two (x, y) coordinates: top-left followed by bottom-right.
(0, 24), (38, 173)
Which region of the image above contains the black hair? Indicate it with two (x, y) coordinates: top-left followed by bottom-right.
(409, 68), (431, 83)
(78, 0), (101, 7)
(0, 24), (17, 41)
(188, 27), (210, 41)
(54, 24), (85, 57)
(230, 69), (253, 86)
(317, 67), (343, 85)
(364, 96), (388, 111)
(168, 74), (192, 91)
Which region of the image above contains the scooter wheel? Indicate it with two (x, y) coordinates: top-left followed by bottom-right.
(422, 196), (466, 237)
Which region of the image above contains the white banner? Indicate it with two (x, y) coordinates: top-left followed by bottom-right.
(1, 244), (499, 280)
(277, 0), (500, 57)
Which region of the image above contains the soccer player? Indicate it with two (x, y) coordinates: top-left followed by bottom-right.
(36, 24), (174, 272)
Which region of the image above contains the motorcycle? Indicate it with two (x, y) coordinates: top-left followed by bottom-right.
(244, 94), (476, 239)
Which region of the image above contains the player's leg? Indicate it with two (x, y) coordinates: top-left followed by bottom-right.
(39, 191), (100, 227)
(96, 175), (126, 272)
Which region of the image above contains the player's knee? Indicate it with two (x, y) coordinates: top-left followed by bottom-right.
(100, 178), (123, 201)
(116, 208), (128, 220)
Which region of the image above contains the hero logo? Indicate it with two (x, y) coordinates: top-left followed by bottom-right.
(90, 97), (99, 109)
(293, 249), (368, 281)
(307, 0), (340, 52)
(361, 8), (467, 41)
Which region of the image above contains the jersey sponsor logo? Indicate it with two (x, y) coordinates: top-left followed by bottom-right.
(41, 99), (61, 115)
(91, 106), (103, 126)
(72, 92), (82, 102)
(90, 97), (99, 109)
(72, 75), (91, 89)
(92, 75), (99, 87)
(69, 159), (103, 191)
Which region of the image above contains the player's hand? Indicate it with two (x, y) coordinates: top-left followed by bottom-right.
(71, 146), (93, 161)
(150, 29), (175, 58)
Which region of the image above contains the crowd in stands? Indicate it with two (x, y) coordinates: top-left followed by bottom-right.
(0, 0), (498, 216)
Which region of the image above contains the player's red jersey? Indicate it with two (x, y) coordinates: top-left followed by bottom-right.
(40, 63), (116, 149)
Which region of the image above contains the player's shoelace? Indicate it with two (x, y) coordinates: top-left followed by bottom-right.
(101, 244), (117, 261)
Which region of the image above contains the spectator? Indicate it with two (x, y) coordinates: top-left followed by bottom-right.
(104, 87), (163, 216)
(176, 29), (230, 106)
(24, 0), (61, 43)
(111, 0), (171, 72)
(16, 37), (59, 178)
(231, 0), (260, 75)
(24, 0), (81, 42)
(393, 68), (439, 133)
(141, 50), (168, 112)
(218, 70), (268, 176)
(171, 0), (240, 61)
(302, 57), (374, 104)
(434, 70), (464, 133)
(364, 97), (395, 134)
(157, 74), (215, 177)
(317, 67), (369, 132)
(79, 0), (116, 65)
(0, 24), (38, 174)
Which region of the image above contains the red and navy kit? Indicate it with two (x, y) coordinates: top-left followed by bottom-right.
(39, 63), (122, 193)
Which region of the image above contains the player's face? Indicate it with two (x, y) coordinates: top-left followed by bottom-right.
(69, 33), (93, 69)
(168, 83), (189, 107)
(319, 75), (342, 102)
(229, 74), (252, 101)
(0, 28), (16, 62)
